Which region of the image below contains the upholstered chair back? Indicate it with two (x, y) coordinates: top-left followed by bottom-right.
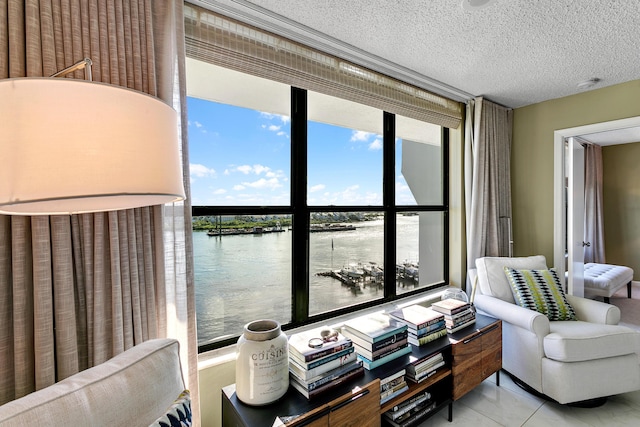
(475, 255), (548, 304)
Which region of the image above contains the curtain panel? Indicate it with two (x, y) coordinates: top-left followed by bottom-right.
(583, 140), (606, 263)
(465, 97), (514, 274)
(0, 1), (198, 422)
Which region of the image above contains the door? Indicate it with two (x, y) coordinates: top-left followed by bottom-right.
(566, 137), (585, 297)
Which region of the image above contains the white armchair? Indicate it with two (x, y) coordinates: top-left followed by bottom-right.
(471, 255), (640, 405)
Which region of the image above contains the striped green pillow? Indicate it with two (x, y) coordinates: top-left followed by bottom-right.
(503, 267), (577, 321)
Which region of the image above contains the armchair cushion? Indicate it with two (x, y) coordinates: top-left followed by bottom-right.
(504, 268), (577, 321)
(545, 321), (640, 362)
(475, 255), (548, 303)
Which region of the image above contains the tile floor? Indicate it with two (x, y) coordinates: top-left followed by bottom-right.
(419, 371), (640, 426)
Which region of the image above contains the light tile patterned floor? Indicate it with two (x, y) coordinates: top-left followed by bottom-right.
(418, 371), (640, 427)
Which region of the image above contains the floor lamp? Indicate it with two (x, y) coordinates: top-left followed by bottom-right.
(0, 58), (185, 215)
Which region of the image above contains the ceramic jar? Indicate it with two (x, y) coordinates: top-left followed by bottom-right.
(235, 319), (289, 405)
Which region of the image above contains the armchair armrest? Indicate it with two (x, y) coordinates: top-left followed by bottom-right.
(474, 294), (550, 337)
(566, 295), (620, 325)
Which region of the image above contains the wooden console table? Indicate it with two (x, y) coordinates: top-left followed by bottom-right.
(222, 314), (501, 426)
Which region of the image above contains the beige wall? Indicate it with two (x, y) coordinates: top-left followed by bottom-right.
(512, 79), (640, 263)
(199, 358), (235, 427)
(602, 142), (640, 278)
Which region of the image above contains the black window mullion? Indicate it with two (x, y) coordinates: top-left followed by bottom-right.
(383, 112), (396, 298)
(442, 127), (450, 286)
(291, 87), (309, 323)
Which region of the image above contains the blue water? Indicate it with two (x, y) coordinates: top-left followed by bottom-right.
(194, 216), (423, 345)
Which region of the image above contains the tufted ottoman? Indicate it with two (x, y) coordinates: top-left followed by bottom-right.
(583, 263), (634, 303)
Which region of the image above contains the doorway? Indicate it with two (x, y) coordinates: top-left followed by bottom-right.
(553, 116), (640, 295)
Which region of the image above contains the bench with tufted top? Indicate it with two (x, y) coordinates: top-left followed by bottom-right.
(583, 263), (633, 303)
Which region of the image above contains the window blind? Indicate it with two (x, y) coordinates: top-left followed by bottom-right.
(184, 3), (463, 129)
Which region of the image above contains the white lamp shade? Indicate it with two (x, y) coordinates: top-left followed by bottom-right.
(0, 78), (185, 215)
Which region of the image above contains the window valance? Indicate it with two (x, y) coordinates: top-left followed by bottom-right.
(184, 3), (462, 129)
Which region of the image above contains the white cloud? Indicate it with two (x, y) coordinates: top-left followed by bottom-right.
(234, 164), (284, 178)
(369, 138), (383, 150)
(268, 125), (281, 132)
(309, 184), (325, 193)
(194, 121), (203, 128)
(233, 184), (246, 191)
(253, 165), (269, 175)
(237, 165), (253, 174)
(396, 181), (410, 193)
(261, 112), (290, 124)
(189, 163), (215, 178)
(213, 189), (226, 195)
(350, 130), (373, 142)
(242, 177), (281, 190)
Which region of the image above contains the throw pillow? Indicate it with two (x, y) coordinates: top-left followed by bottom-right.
(503, 267), (577, 321)
(150, 390), (192, 427)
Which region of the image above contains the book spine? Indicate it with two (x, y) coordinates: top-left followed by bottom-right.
(291, 351), (357, 380)
(370, 340), (409, 361)
(431, 303), (470, 316)
(380, 376), (405, 392)
(358, 346), (411, 370)
(372, 325), (408, 343)
(408, 361), (445, 382)
(387, 393), (430, 420)
(415, 315), (446, 330)
(304, 365), (365, 399)
(304, 346), (354, 370)
(344, 329), (408, 352)
(290, 340), (353, 363)
(379, 385), (409, 405)
(305, 361), (363, 391)
(407, 353), (443, 372)
(409, 328), (447, 346)
(380, 369), (406, 387)
(447, 318), (477, 333)
(397, 401), (437, 427)
(370, 330), (409, 351)
(410, 321), (445, 336)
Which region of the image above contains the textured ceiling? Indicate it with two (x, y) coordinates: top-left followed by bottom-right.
(233, 0), (640, 109)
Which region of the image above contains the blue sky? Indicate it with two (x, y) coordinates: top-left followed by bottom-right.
(187, 97), (412, 206)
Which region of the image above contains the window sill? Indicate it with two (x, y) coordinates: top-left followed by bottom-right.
(197, 287), (451, 370)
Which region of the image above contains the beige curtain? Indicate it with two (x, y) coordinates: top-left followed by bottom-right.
(465, 97), (514, 272)
(0, 0), (198, 422)
(583, 141), (606, 263)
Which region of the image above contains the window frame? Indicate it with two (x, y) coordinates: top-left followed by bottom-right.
(192, 87), (449, 353)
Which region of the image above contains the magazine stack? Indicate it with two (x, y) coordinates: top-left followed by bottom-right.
(341, 312), (411, 370)
(382, 390), (437, 427)
(404, 351), (446, 383)
(378, 367), (409, 405)
(387, 304), (447, 347)
(287, 326), (364, 399)
(430, 298), (476, 333)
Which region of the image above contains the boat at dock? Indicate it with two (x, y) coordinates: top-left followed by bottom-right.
(206, 225), (286, 237)
(309, 223), (356, 232)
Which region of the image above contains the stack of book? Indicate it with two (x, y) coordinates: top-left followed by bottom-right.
(288, 326), (364, 399)
(405, 351), (445, 383)
(387, 304), (447, 347)
(430, 298), (476, 333)
(379, 367), (409, 405)
(341, 312), (411, 370)
(382, 390), (437, 427)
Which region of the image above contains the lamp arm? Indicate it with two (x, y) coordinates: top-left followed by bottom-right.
(50, 58), (93, 81)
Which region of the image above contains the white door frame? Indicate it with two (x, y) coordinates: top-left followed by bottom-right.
(553, 116), (640, 288)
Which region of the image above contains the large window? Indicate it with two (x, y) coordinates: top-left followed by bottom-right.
(190, 62), (449, 351)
